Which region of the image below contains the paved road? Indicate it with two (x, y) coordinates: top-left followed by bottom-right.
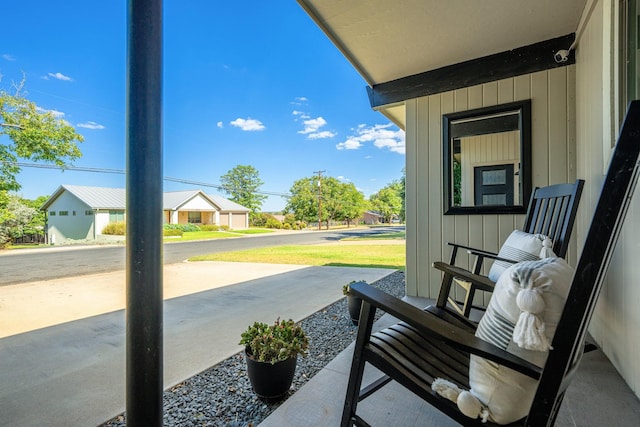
(0, 226), (404, 286)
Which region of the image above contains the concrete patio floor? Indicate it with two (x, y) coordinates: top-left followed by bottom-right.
(260, 296), (640, 427)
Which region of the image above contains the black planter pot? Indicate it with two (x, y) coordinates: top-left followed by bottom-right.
(347, 295), (363, 326)
(245, 350), (297, 401)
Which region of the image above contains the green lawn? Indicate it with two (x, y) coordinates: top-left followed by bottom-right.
(164, 228), (274, 242)
(189, 243), (405, 270)
(342, 231), (405, 240)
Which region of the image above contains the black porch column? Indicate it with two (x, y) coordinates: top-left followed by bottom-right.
(126, 0), (163, 425)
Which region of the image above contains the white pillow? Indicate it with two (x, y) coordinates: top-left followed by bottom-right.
(487, 230), (555, 282)
(433, 257), (574, 424)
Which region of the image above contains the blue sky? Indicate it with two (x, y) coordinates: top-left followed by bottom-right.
(1, 1), (405, 212)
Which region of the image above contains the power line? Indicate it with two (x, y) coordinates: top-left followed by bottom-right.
(5, 161), (292, 198)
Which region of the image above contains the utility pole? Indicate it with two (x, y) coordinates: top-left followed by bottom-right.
(314, 170), (325, 230)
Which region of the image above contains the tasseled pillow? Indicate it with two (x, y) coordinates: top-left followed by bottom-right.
(487, 230), (555, 282)
(433, 257), (574, 424)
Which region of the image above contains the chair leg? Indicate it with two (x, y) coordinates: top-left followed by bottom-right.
(462, 286), (476, 318)
(341, 302), (376, 427)
(436, 271), (455, 309)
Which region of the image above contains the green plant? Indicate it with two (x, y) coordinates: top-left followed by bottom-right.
(239, 318), (309, 364)
(343, 280), (365, 295)
(200, 224), (220, 231)
(163, 223), (201, 232)
(102, 221), (126, 235)
(163, 228), (183, 237)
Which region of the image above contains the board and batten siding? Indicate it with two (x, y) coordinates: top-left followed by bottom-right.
(573, 0), (640, 397)
(405, 66), (577, 306)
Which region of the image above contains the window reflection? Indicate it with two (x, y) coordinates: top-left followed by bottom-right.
(443, 100), (531, 215)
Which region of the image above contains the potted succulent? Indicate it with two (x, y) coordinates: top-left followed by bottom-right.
(344, 280), (365, 326)
(239, 318), (309, 400)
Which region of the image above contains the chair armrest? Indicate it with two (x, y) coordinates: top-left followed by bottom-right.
(466, 249), (518, 265)
(432, 262), (496, 292)
(447, 242), (496, 255)
(348, 282), (542, 380)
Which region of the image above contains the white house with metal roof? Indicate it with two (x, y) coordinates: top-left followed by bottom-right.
(41, 185), (250, 244)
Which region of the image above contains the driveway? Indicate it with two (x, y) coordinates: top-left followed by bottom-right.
(0, 260), (394, 427)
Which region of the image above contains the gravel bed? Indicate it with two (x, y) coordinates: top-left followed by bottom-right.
(101, 271), (405, 427)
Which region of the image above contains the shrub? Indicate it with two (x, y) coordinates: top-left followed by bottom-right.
(163, 228), (183, 237)
(250, 212), (284, 228)
(164, 223), (200, 232)
(250, 212), (269, 227)
(282, 222), (291, 230)
(219, 225), (230, 231)
(102, 222), (126, 235)
(265, 218), (282, 229)
(200, 224), (220, 231)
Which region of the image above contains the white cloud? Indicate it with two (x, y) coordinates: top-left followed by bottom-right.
(292, 110), (311, 120)
(307, 130), (337, 139)
(2, 54), (16, 61)
(43, 72), (72, 81)
(217, 121), (224, 128)
(337, 176), (351, 182)
(364, 155), (373, 159)
(336, 138), (363, 150)
(77, 121), (105, 130)
(36, 107), (65, 118)
(336, 123), (405, 154)
(298, 117), (326, 134)
(298, 116), (336, 139)
(230, 117), (265, 131)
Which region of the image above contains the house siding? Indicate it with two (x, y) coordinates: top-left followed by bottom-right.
(405, 67), (577, 308)
(574, 0), (640, 397)
(46, 192), (95, 243)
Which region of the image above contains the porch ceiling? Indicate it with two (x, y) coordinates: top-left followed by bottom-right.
(298, 0), (587, 126)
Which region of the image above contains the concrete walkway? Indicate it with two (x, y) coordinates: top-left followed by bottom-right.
(0, 261), (393, 427)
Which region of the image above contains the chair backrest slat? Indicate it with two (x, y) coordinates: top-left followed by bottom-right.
(523, 180), (584, 258)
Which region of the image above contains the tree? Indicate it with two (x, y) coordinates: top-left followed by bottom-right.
(220, 165), (267, 214)
(284, 177), (318, 224)
(285, 175), (367, 229)
(21, 194), (48, 235)
(0, 194), (38, 247)
(332, 181), (367, 227)
(399, 168), (406, 222)
(369, 184), (403, 223)
(1, 81), (84, 192)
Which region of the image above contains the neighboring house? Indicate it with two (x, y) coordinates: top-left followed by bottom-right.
(41, 185), (249, 243)
(361, 211), (383, 225)
(299, 0), (640, 402)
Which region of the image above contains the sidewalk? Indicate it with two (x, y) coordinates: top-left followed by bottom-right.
(0, 261), (393, 427)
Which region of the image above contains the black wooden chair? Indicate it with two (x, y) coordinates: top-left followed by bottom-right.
(341, 100), (640, 427)
(432, 179), (584, 318)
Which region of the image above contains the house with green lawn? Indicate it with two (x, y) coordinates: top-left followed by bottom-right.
(41, 185), (249, 244)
